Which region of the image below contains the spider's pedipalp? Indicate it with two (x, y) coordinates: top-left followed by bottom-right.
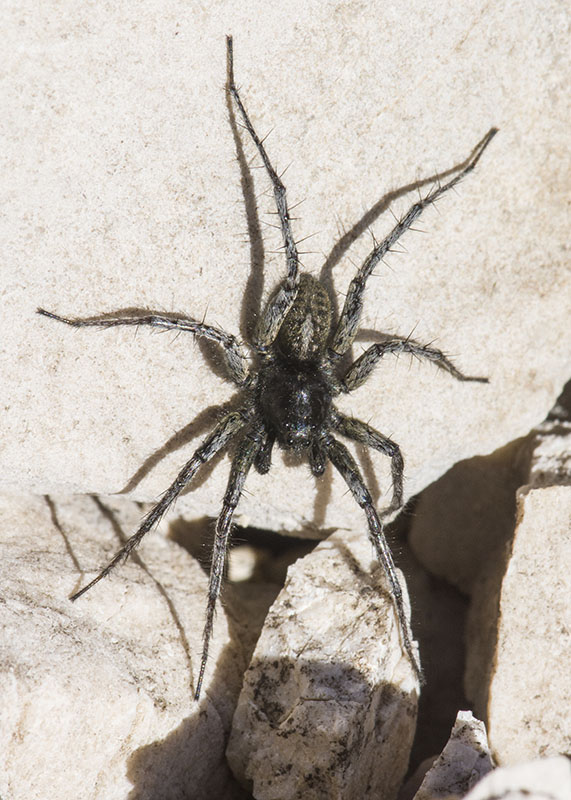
(329, 127), (498, 358)
(36, 308), (250, 386)
(195, 428), (262, 700)
(341, 336), (489, 392)
(325, 435), (422, 682)
(69, 410), (248, 603)
(332, 410), (404, 514)
(226, 36), (300, 351)
(254, 431), (275, 474)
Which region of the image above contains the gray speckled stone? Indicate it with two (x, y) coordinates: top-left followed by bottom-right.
(227, 527), (419, 800)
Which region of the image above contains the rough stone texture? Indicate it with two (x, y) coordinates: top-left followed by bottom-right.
(482, 485), (571, 764)
(412, 711), (494, 800)
(227, 527), (419, 800)
(0, 494), (249, 800)
(2, 0), (570, 540)
(404, 381), (570, 768)
(409, 386), (571, 597)
(408, 439), (527, 595)
(462, 756), (571, 800)
(464, 400), (571, 764)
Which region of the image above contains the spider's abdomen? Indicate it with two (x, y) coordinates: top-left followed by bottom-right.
(276, 273), (332, 362)
(258, 360), (332, 451)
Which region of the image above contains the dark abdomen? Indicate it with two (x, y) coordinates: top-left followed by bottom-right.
(276, 273), (332, 362)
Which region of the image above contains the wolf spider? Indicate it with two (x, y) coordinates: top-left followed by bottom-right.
(38, 36), (496, 699)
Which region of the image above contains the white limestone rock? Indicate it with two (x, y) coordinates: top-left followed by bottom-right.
(227, 527), (419, 800)
(413, 710), (494, 800)
(480, 485), (571, 764)
(404, 386), (571, 766)
(408, 439), (525, 595)
(465, 407), (571, 762)
(409, 392), (571, 596)
(0, 494), (247, 800)
(2, 0), (570, 539)
(463, 756), (571, 800)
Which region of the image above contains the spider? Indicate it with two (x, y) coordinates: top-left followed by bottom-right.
(38, 36), (496, 700)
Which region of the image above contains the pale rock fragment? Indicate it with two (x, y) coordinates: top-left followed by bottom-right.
(0, 494), (247, 800)
(227, 527), (419, 800)
(463, 756), (571, 800)
(482, 485), (571, 764)
(412, 710), (494, 800)
(466, 405), (571, 763)
(404, 383), (571, 766)
(408, 439), (526, 595)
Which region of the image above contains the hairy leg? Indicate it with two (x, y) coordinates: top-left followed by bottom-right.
(69, 410), (248, 602)
(226, 36), (300, 351)
(37, 308), (249, 386)
(329, 128), (498, 357)
(331, 410), (404, 514)
(195, 429), (262, 699)
(341, 336), (488, 392)
(326, 435), (422, 682)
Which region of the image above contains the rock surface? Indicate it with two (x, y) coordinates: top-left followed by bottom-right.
(0, 495), (248, 800)
(482, 485), (571, 764)
(227, 527), (419, 800)
(408, 439), (527, 595)
(466, 403), (571, 763)
(406, 383), (571, 768)
(463, 756), (571, 800)
(2, 0), (570, 539)
(413, 710), (494, 800)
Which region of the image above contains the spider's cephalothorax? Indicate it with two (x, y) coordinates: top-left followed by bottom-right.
(38, 36), (497, 699)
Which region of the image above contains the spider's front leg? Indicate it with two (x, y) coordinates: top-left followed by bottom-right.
(196, 427), (262, 700)
(341, 336), (489, 393)
(329, 127), (498, 358)
(226, 36), (300, 351)
(69, 410), (248, 602)
(331, 410), (404, 515)
(325, 435), (422, 682)
(36, 308), (250, 386)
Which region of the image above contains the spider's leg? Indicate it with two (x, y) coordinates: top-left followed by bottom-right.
(331, 410), (404, 514)
(37, 309), (249, 386)
(325, 435), (422, 683)
(70, 410), (248, 602)
(329, 128), (498, 357)
(195, 429), (262, 700)
(226, 36), (300, 351)
(340, 336), (488, 393)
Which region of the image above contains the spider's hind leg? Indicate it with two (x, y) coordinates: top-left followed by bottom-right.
(226, 36), (300, 351)
(329, 128), (498, 358)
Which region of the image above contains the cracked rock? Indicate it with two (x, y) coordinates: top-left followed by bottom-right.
(0, 494), (247, 800)
(466, 401), (571, 764)
(227, 526), (419, 800)
(412, 710), (494, 800)
(462, 756), (571, 800)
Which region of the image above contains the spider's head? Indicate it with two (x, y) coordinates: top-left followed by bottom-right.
(259, 361), (332, 453)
